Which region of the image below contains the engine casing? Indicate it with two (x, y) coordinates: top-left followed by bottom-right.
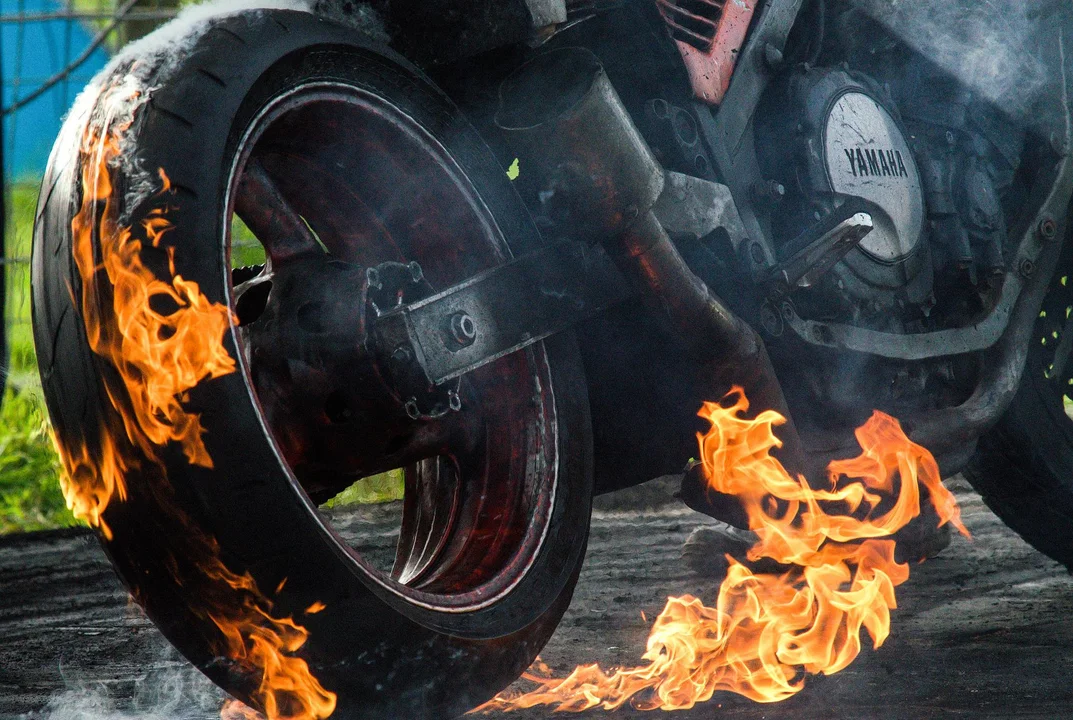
(757, 68), (934, 320)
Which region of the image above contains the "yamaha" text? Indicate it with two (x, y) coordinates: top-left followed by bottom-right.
(843, 147), (909, 178)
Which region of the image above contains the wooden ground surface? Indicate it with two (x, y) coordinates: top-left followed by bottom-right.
(2, 477), (1072, 719)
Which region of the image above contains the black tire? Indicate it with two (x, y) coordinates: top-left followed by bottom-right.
(32, 9), (592, 718)
(966, 230), (1073, 571)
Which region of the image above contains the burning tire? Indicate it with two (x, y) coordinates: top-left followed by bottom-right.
(32, 8), (592, 718)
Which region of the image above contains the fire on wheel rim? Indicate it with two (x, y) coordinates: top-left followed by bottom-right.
(225, 83), (562, 614)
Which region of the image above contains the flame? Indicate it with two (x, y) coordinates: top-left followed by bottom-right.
(69, 105), (236, 470)
(204, 563), (338, 720)
(480, 388), (967, 712)
(52, 426), (128, 541)
(48, 77), (335, 720)
(55, 78), (234, 535)
(221, 699), (265, 720)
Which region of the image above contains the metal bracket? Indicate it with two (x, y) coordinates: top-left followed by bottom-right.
(375, 168), (750, 386)
(525, 0), (567, 27)
(694, 0), (807, 272)
(764, 206), (874, 291)
(373, 241), (631, 385)
(652, 170), (749, 249)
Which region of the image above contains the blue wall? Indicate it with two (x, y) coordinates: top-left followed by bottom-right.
(1, 0), (110, 180)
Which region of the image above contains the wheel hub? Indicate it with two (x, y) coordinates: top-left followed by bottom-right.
(242, 253), (457, 497)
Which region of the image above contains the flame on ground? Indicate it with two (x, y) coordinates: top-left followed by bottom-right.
(480, 388), (968, 712)
(50, 77), (335, 720)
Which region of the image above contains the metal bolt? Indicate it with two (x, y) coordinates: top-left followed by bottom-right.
(781, 301), (796, 322)
(366, 267), (382, 290)
(1020, 258), (1036, 278)
(448, 312), (477, 348)
(404, 398), (421, 420)
(408, 261), (425, 283)
(1040, 215), (1058, 241)
(752, 180), (785, 204)
(391, 345), (414, 364)
(759, 303), (783, 338)
(750, 242), (766, 264)
(673, 108), (699, 146)
(763, 42), (784, 71)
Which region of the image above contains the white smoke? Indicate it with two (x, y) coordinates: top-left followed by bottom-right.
(48, 0), (388, 219)
(30, 651), (229, 720)
(113, 0), (387, 79)
(851, 0), (1053, 115)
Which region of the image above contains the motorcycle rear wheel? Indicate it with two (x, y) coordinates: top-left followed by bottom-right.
(32, 9), (592, 718)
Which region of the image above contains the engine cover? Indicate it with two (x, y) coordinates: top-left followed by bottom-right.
(825, 91), (924, 262)
(757, 68), (932, 311)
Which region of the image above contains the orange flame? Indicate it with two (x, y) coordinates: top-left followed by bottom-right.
(53, 426), (128, 541)
(480, 388), (967, 712)
(70, 107), (236, 469)
(221, 699), (265, 720)
(205, 565), (338, 720)
(49, 79), (335, 720)
(55, 81), (234, 537)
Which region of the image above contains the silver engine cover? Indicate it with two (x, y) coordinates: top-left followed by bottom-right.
(756, 67), (932, 305)
(824, 91), (925, 264)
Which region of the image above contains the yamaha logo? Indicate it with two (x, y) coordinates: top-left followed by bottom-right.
(824, 91), (923, 262)
(843, 148), (910, 178)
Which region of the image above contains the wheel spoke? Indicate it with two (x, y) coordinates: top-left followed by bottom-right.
(295, 403), (481, 497)
(407, 429), (509, 594)
(393, 458), (460, 585)
(235, 158), (322, 262)
(389, 391), (487, 587)
(232, 268), (273, 326)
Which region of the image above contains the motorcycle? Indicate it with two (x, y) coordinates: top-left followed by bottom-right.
(30, 0), (1073, 716)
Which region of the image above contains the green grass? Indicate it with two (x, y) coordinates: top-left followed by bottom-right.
(6, 181), (38, 386)
(1, 181), (73, 535)
(324, 469), (406, 508)
(0, 386), (70, 534)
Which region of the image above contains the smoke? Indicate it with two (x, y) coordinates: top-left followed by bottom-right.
(30, 651), (229, 720)
(850, 0), (1052, 115)
(49, 0), (388, 218)
(311, 0), (389, 40)
(114, 0), (387, 75)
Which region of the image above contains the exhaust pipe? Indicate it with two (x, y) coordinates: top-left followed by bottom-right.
(496, 48), (803, 521)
